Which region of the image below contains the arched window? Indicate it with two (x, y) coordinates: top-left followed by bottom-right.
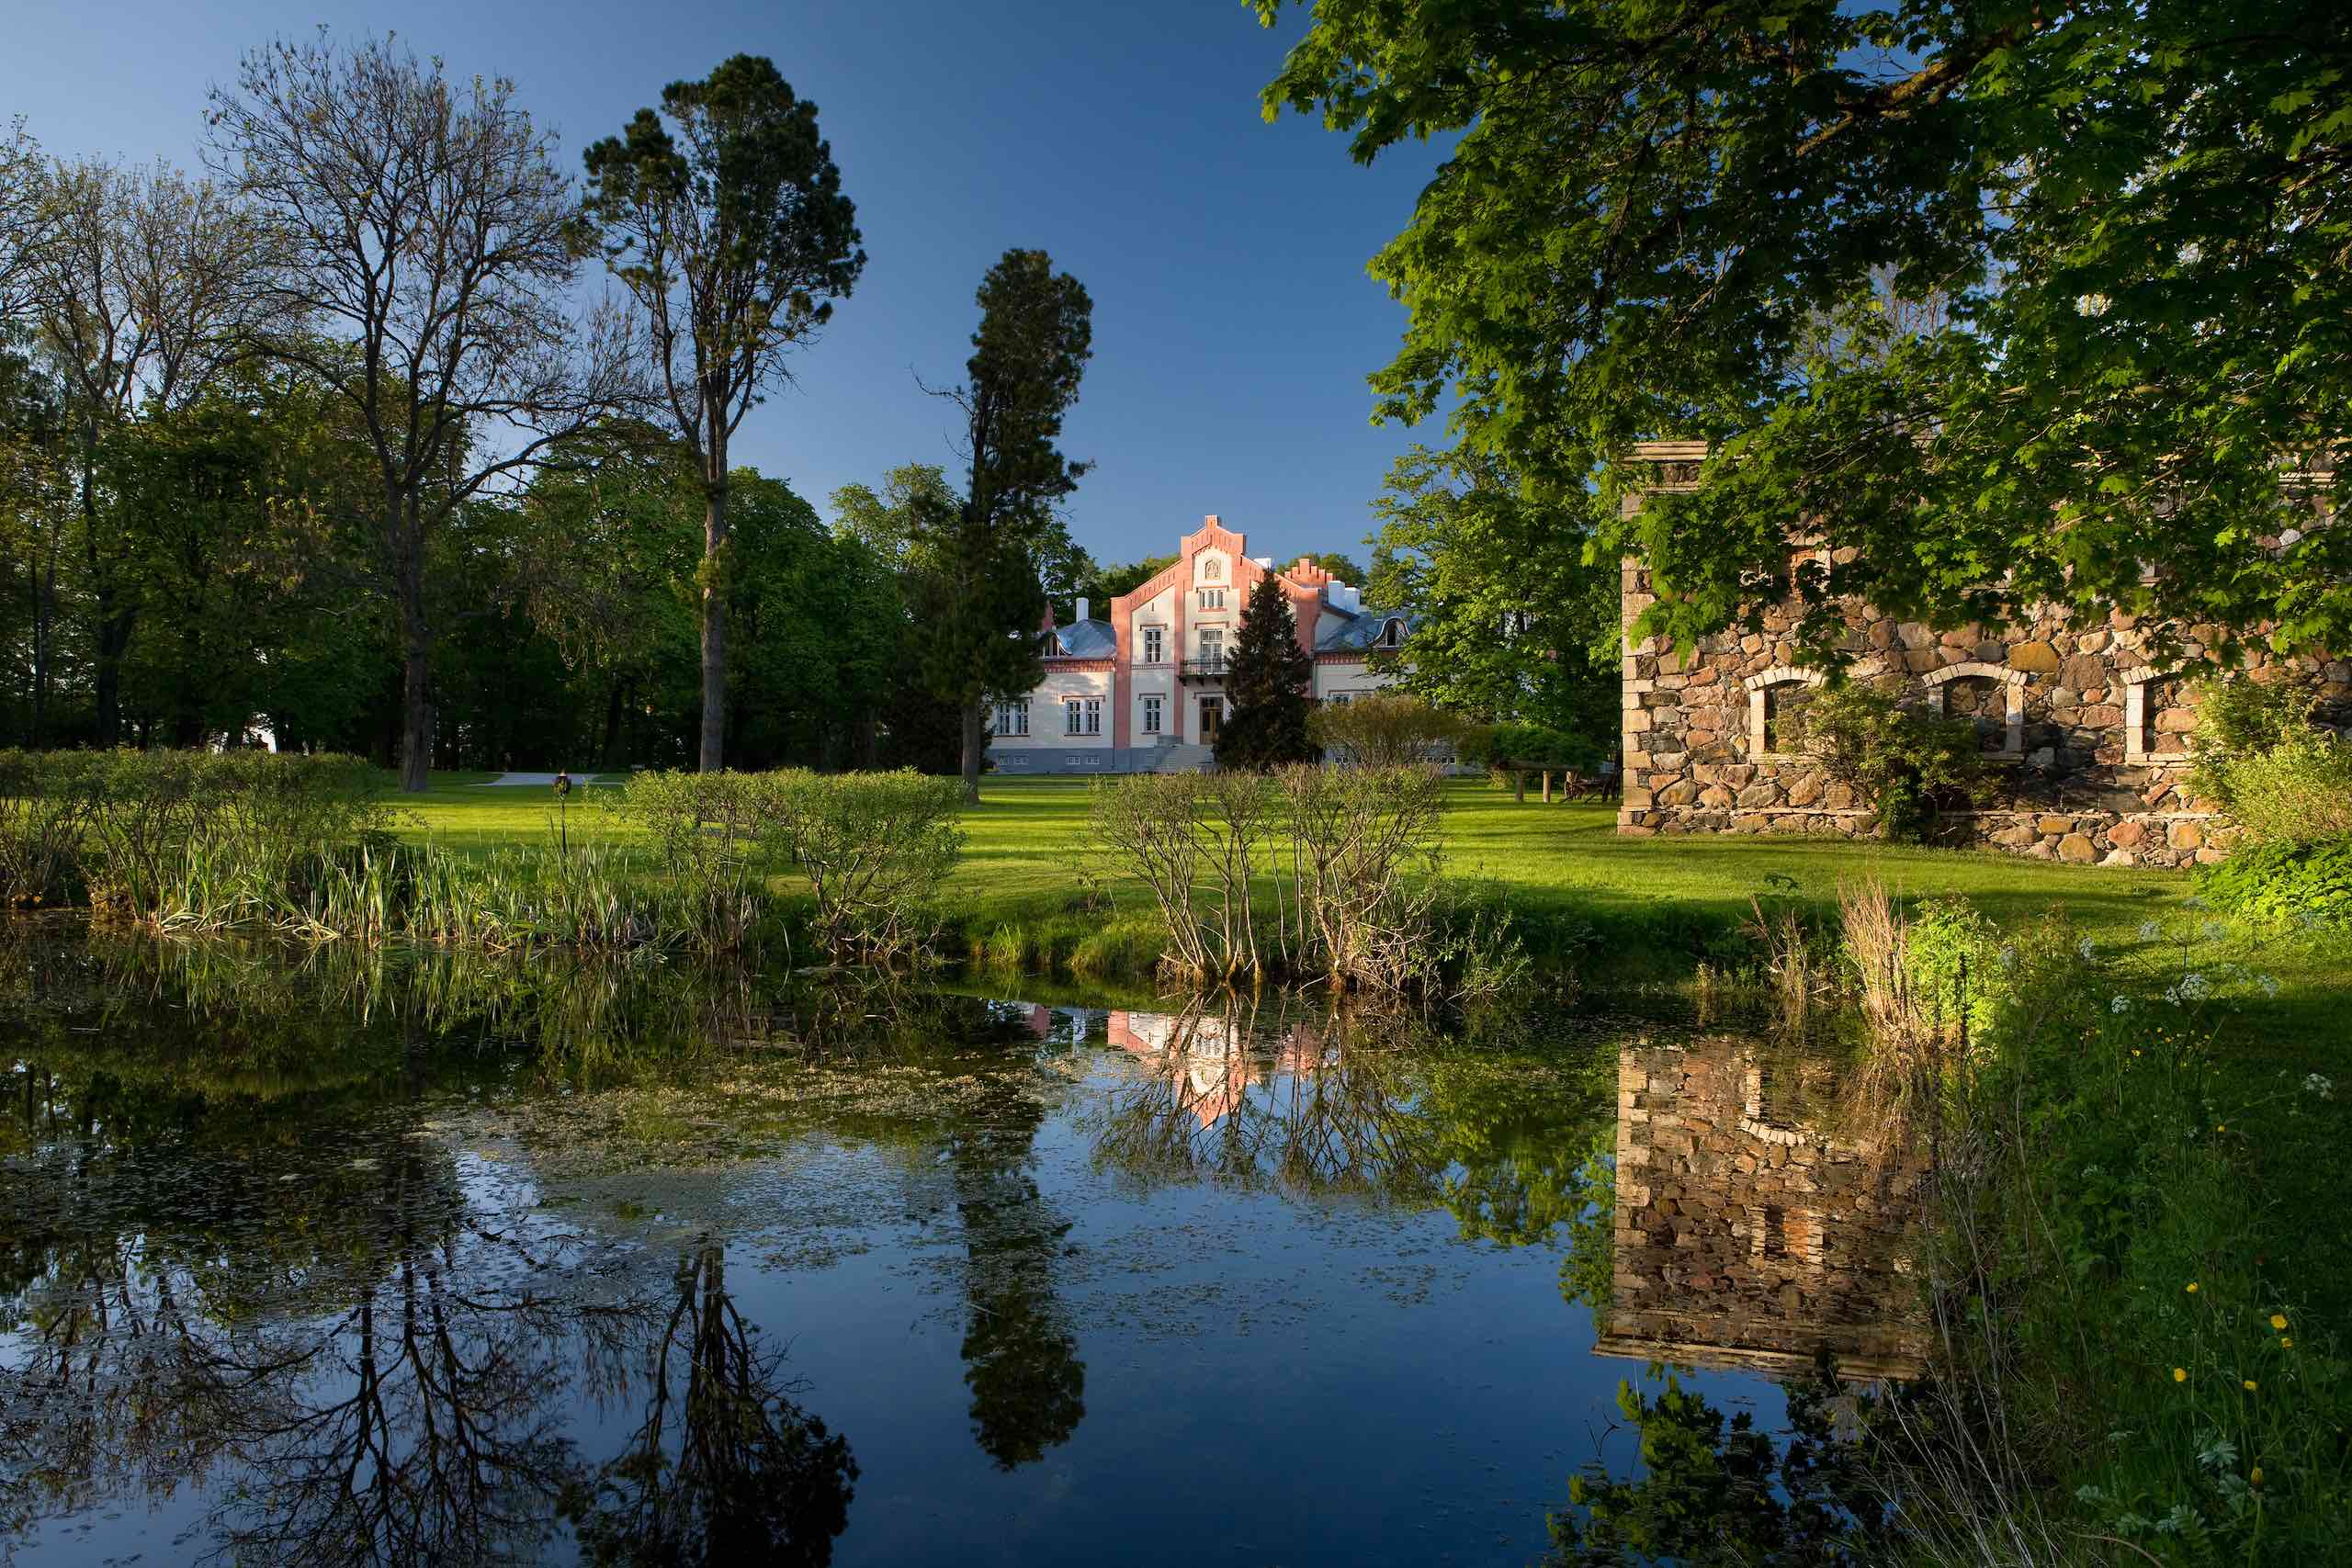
(2122, 667), (2191, 761)
(1742, 667), (1826, 758)
(1379, 618), (1404, 649)
(1922, 661), (2026, 759)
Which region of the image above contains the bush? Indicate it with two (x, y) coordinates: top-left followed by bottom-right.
(1900, 896), (2011, 1046)
(2186, 671), (2352, 846)
(1795, 682), (1991, 841)
(1308, 694), (1465, 767)
(775, 770), (965, 960)
(2195, 835), (2352, 929)
(0, 749), (388, 922)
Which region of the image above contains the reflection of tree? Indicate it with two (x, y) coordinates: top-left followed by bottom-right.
(946, 1075), (1086, 1470)
(563, 1244), (857, 1566)
(1545, 1359), (1901, 1567)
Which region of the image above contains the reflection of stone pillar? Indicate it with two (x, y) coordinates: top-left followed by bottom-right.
(1597, 1039), (1928, 1380)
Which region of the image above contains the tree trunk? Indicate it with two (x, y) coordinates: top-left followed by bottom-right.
(600, 675), (628, 770)
(959, 702), (985, 804)
(396, 509), (433, 794)
(29, 524), (53, 748)
(698, 470), (729, 773)
(92, 593), (128, 747)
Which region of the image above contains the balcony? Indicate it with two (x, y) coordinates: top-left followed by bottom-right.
(1178, 657), (1227, 682)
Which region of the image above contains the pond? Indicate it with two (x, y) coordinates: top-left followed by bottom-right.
(0, 934), (1928, 1565)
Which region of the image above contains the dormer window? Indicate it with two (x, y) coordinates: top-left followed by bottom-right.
(1379, 619), (1404, 649)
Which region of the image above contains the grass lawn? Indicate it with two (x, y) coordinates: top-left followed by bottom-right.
(395, 773), (2342, 1044)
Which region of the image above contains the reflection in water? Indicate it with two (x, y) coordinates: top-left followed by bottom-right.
(1, 929), (1936, 1566)
(563, 1246), (857, 1565)
(1596, 1039), (1928, 1379)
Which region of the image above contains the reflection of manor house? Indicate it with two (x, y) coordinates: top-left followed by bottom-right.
(1596, 1041), (1928, 1380)
(991, 517), (1412, 774)
(1617, 444), (2351, 863)
(1105, 1009), (1328, 1130)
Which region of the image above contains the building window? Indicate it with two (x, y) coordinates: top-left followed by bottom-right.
(1065, 697), (1101, 736)
(1142, 694), (1162, 734)
(2123, 668), (2190, 761)
(1741, 667), (1828, 758)
(1922, 660), (2026, 759)
(993, 701), (1028, 738)
(1197, 588), (1226, 611)
(1327, 692), (1352, 706)
(1142, 626), (1164, 664)
(1198, 628), (1224, 668)
(1379, 618), (1404, 649)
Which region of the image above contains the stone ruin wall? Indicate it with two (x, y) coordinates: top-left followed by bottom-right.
(1600, 1041), (1928, 1380)
(1616, 559), (2352, 867)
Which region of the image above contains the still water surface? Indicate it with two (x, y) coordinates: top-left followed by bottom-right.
(0, 936), (1925, 1565)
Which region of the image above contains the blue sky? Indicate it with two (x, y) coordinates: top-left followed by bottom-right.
(9, 0), (1448, 575)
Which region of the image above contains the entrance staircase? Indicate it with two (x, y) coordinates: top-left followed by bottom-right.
(1140, 741), (1216, 773)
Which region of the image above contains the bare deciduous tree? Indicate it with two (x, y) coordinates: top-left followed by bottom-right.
(207, 32), (642, 791)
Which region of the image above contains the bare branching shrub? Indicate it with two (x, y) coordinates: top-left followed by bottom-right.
(774, 771), (964, 962)
(1277, 762), (1449, 990)
(1087, 773), (1277, 982)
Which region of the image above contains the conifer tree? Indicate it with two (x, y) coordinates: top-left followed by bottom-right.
(1215, 572), (1317, 772)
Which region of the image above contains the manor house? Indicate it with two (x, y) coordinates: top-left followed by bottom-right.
(1616, 442), (2351, 866)
(989, 516), (1409, 774)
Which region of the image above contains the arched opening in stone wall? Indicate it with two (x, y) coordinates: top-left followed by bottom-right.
(1761, 681), (1817, 755)
(2136, 672), (2194, 760)
(1944, 673), (2008, 753)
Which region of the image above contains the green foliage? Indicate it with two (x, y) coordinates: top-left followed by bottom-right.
(1549, 1364), (1899, 1567)
(1216, 572), (1317, 771)
(913, 249), (1095, 796)
(1260, 0), (2352, 660)
(1926, 919), (2352, 1564)
(0, 749), (388, 920)
(1899, 897), (2010, 1046)
(1364, 446), (1620, 740)
(1457, 721), (1603, 773)
(1794, 683), (1990, 841)
(2188, 676), (2352, 846)
(2195, 836), (2352, 930)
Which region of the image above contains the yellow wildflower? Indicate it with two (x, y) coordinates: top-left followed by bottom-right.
(2251, 1467), (2264, 1486)
(2245, 1380), (2259, 1392)
(2282, 1337), (2293, 1348)
(2271, 1314), (2289, 1330)
(2173, 1367), (2188, 1382)
(2187, 1282), (2199, 1293)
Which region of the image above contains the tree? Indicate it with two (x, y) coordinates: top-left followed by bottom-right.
(29, 156), (277, 743)
(1259, 0), (2352, 661)
(208, 33), (642, 791)
(1216, 570), (1317, 771)
(831, 464), (971, 773)
(915, 249), (1094, 803)
(1365, 445), (1618, 744)
(0, 119), (46, 331)
(582, 55), (865, 773)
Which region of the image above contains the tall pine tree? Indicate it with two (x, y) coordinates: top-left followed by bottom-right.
(1215, 572), (1317, 772)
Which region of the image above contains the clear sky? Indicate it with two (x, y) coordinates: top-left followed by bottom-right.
(7, 0), (1448, 575)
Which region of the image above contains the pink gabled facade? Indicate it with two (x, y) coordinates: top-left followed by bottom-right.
(989, 515), (1412, 774)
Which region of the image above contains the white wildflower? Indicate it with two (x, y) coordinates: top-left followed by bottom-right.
(2139, 919), (2162, 942)
(2078, 937), (2098, 960)
(2258, 974), (2279, 998)
(2306, 1074), (2335, 1100)
(2200, 919), (2224, 941)
(2178, 973), (2211, 1001)
(2112, 996), (2132, 1014)
(2165, 986), (2182, 1006)
(1998, 945), (2018, 972)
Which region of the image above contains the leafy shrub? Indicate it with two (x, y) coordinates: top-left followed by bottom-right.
(2186, 671), (2352, 845)
(1900, 897), (2011, 1045)
(2194, 835), (2352, 929)
(0, 749), (388, 921)
(1794, 682), (1991, 840)
(1308, 694), (1465, 767)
